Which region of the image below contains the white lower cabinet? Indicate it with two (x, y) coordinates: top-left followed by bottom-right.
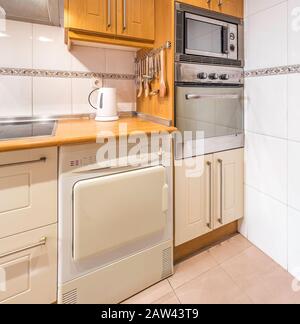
(175, 148), (244, 246)
(0, 148), (58, 239)
(0, 224), (57, 304)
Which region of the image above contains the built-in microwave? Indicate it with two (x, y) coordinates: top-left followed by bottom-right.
(175, 3), (244, 66)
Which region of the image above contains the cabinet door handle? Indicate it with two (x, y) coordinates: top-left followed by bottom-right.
(0, 157), (47, 168)
(218, 159), (224, 224)
(123, 0), (127, 30)
(218, 0), (223, 6)
(206, 161), (213, 229)
(0, 237), (47, 259)
(107, 0), (112, 28)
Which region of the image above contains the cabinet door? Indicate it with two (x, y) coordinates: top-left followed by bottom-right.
(213, 0), (244, 18)
(68, 0), (116, 35)
(0, 224), (57, 304)
(117, 0), (155, 41)
(213, 149), (244, 229)
(175, 155), (214, 246)
(177, 0), (214, 10)
(0, 148), (57, 239)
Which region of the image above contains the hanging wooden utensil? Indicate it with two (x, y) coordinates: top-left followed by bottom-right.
(137, 60), (143, 98)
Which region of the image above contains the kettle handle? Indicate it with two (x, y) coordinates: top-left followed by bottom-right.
(88, 88), (104, 110)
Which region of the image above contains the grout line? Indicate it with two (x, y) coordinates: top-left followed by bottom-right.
(167, 278), (182, 305)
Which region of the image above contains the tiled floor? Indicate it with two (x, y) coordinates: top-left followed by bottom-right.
(123, 235), (300, 304)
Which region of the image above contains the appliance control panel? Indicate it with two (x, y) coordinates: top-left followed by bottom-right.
(176, 63), (244, 85)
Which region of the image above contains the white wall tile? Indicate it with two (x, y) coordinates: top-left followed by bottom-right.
(245, 3), (288, 70)
(245, 132), (287, 203)
(0, 20), (32, 68)
(245, 76), (287, 138)
(288, 74), (300, 142)
(33, 24), (71, 70)
(71, 46), (106, 72)
(72, 78), (96, 114)
(288, 140), (300, 211)
(246, 185), (288, 269)
(33, 77), (72, 115)
(105, 49), (135, 74)
(105, 79), (136, 111)
(245, 0), (287, 17)
(288, 207), (300, 277)
(0, 76), (32, 117)
(288, 0), (300, 64)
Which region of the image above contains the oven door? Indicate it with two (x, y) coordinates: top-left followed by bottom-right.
(175, 85), (244, 159)
(185, 13), (233, 59)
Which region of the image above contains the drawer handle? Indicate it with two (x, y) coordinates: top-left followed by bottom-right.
(0, 157), (47, 168)
(0, 237), (47, 259)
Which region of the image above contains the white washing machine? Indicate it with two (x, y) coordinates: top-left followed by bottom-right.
(58, 140), (173, 304)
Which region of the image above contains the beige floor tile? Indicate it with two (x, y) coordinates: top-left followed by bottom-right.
(221, 246), (279, 291)
(175, 267), (252, 304)
(168, 251), (218, 289)
(209, 234), (252, 264)
(122, 280), (173, 304)
(153, 292), (181, 305)
(238, 266), (300, 304)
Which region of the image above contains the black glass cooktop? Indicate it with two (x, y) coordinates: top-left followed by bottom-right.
(0, 121), (56, 140)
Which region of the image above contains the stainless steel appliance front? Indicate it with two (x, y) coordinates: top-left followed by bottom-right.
(176, 2), (244, 66)
(175, 63), (244, 159)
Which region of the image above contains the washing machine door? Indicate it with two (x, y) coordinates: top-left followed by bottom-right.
(72, 166), (169, 262)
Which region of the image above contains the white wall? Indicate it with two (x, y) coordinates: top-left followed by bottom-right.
(0, 20), (136, 117)
(242, 0), (300, 276)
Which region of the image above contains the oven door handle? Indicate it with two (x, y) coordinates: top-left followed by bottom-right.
(185, 94), (241, 100)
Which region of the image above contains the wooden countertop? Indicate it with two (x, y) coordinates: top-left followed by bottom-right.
(0, 117), (177, 153)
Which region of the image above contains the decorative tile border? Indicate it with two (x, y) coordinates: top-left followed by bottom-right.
(0, 67), (136, 80)
(244, 64), (300, 78)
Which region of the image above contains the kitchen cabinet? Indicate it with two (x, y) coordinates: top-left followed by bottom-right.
(65, 0), (155, 48)
(68, 0), (116, 35)
(213, 148), (244, 229)
(0, 148), (57, 239)
(0, 224), (57, 304)
(175, 155), (214, 246)
(117, 0), (155, 41)
(177, 0), (244, 18)
(213, 0), (244, 18)
(175, 149), (244, 246)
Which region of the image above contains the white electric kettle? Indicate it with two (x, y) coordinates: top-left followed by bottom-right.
(88, 87), (119, 122)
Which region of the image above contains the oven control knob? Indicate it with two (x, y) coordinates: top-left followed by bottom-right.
(230, 44), (236, 52)
(220, 74), (230, 80)
(197, 72), (208, 80)
(209, 73), (219, 80)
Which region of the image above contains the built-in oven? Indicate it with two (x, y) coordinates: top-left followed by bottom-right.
(175, 63), (244, 160)
(176, 2), (244, 66)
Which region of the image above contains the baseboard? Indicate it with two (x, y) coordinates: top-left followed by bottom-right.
(174, 221), (238, 264)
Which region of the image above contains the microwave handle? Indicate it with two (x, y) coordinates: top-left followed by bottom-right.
(186, 94), (241, 100)
(222, 26), (229, 54)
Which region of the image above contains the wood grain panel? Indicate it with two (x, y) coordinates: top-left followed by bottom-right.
(174, 221), (238, 263)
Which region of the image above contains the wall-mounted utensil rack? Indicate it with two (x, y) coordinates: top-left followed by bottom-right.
(135, 41), (171, 98)
(135, 41), (172, 62)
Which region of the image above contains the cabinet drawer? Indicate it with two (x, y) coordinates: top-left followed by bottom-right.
(0, 148), (57, 239)
(0, 224), (57, 304)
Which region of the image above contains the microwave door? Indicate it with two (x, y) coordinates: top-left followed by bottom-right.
(185, 13), (229, 59)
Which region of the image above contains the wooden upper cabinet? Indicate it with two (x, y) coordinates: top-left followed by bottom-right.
(177, 0), (214, 11)
(177, 0), (244, 18)
(117, 0), (155, 41)
(68, 0), (116, 35)
(213, 0), (244, 18)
